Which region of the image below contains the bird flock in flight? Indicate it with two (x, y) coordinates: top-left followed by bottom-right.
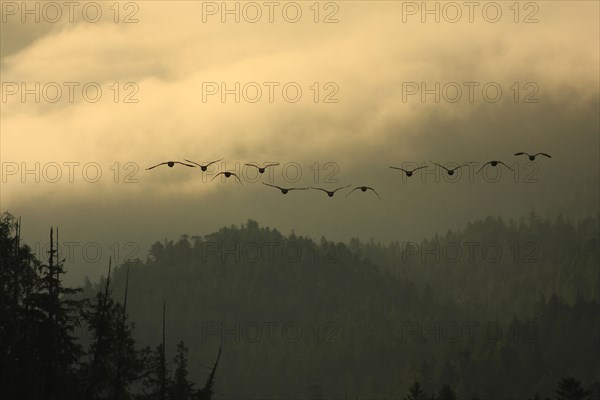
(146, 152), (552, 199)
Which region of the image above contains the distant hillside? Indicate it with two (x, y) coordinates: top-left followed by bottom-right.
(77, 214), (600, 399)
(352, 211), (600, 319)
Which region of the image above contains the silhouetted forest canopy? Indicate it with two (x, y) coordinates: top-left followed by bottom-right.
(1, 210), (599, 399)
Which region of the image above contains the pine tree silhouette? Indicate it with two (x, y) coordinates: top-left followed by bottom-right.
(404, 381), (429, 400)
(555, 377), (593, 400)
(169, 340), (195, 400)
(31, 227), (83, 400)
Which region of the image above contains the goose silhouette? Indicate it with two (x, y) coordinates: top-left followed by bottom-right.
(245, 163), (280, 174)
(477, 161), (514, 174)
(211, 171), (243, 184)
(514, 152), (551, 161)
(346, 186), (381, 199)
(311, 184), (352, 197)
(146, 161), (195, 170)
(389, 165), (427, 177)
(262, 182), (308, 194)
(184, 158), (223, 171)
(430, 161), (471, 176)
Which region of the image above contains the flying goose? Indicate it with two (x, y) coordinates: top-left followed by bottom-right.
(211, 171), (243, 184)
(389, 165), (427, 177)
(477, 161), (514, 174)
(346, 186), (381, 199)
(184, 158), (223, 171)
(147, 161), (195, 170)
(430, 161), (471, 176)
(262, 182), (308, 194)
(514, 152), (551, 161)
(245, 163), (280, 174)
(310, 184), (352, 197)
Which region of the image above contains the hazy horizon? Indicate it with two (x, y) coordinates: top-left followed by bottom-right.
(2, 1), (599, 285)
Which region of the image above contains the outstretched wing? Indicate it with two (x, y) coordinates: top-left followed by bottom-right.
(412, 165), (427, 172)
(498, 161), (514, 171)
(536, 153), (551, 158)
(263, 163), (280, 168)
(245, 163), (260, 169)
(367, 187), (382, 199)
(514, 152), (526, 156)
(230, 173), (243, 184)
(262, 182), (283, 190)
(289, 187), (309, 191)
(211, 172), (225, 181)
(146, 162), (167, 170)
(175, 162), (195, 168)
(184, 159), (203, 167)
(333, 184), (352, 193)
(206, 158), (223, 166)
(310, 186), (328, 193)
(430, 161), (449, 172)
(389, 166), (407, 172)
(345, 187), (361, 197)
(476, 162), (491, 174)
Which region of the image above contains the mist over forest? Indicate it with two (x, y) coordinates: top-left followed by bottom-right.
(2, 1), (599, 399)
(2, 210), (599, 399)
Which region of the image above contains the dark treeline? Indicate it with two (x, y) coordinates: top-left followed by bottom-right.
(0, 212), (222, 400)
(1, 211), (599, 399)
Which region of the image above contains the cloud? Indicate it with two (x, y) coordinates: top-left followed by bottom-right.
(1, 1), (598, 283)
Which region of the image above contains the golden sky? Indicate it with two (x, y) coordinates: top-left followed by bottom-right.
(1, 1), (598, 283)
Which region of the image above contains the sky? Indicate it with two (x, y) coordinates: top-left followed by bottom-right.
(1, 0), (599, 284)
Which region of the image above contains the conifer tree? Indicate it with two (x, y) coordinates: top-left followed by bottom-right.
(169, 341), (195, 400)
(404, 381), (429, 400)
(555, 377), (592, 400)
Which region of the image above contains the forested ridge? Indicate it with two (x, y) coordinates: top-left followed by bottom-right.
(1, 211), (599, 399)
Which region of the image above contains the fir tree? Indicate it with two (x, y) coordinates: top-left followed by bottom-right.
(404, 381), (429, 400)
(555, 377), (593, 400)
